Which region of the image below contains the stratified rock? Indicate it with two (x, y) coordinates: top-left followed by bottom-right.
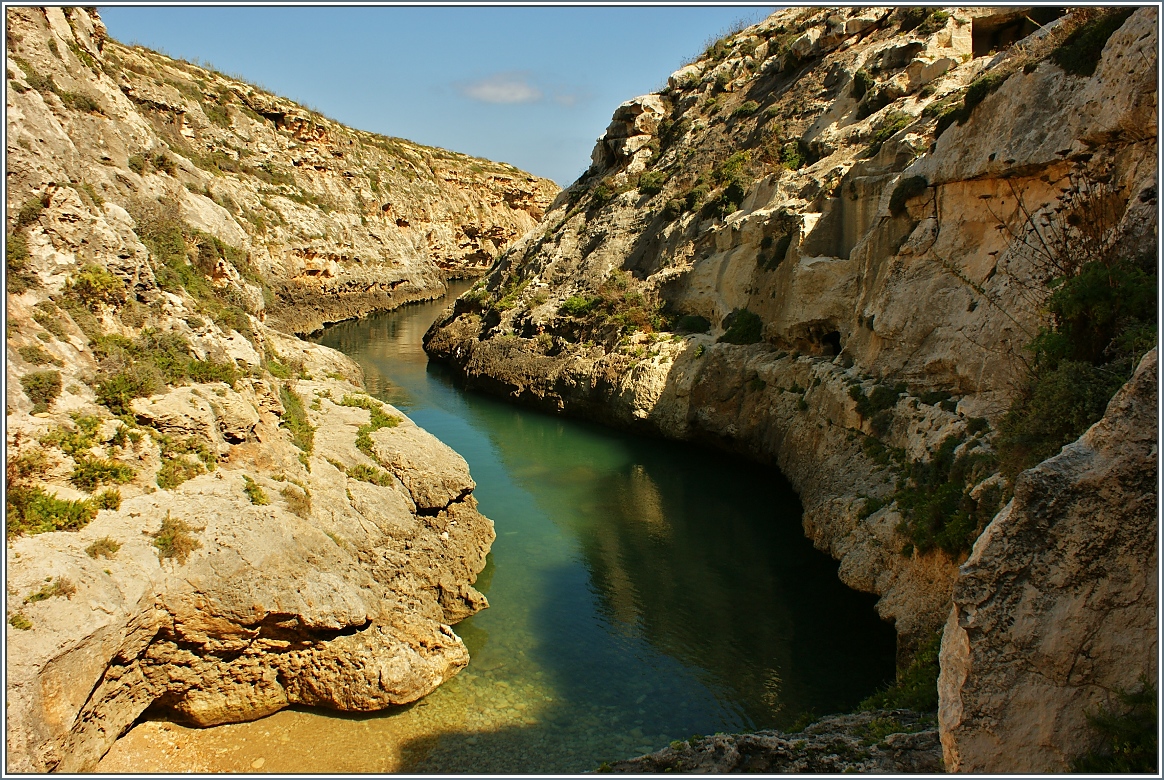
(607, 710), (942, 773)
(938, 349), (1159, 772)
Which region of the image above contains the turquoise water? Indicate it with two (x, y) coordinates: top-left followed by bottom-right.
(310, 286), (896, 772)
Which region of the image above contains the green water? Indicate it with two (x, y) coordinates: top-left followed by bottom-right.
(311, 285), (896, 772)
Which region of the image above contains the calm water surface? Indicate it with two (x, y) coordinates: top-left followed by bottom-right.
(301, 284), (896, 771)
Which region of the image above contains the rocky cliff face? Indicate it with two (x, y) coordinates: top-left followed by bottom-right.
(939, 348), (1158, 772)
(3, 6), (547, 771)
(6, 7), (558, 336)
(424, 5), (1157, 769)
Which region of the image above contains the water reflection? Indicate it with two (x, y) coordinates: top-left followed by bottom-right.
(209, 287), (898, 772)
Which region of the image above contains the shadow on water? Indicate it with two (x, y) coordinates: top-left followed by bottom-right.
(310, 289), (896, 773)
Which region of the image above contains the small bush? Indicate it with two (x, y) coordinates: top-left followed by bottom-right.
(7, 232), (38, 293)
(860, 630), (941, 711)
(731, 100), (760, 118)
(25, 576), (77, 603)
(280, 484), (311, 518)
(40, 415), (102, 456)
(242, 475), (269, 505)
(10, 613), (32, 630)
(346, 463), (395, 487)
(156, 457), (205, 490)
(718, 309), (763, 345)
(69, 456), (135, 492)
(279, 385), (316, 455)
(127, 154), (147, 174)
(13, 194), (49, 230)
(850, 68), (874, 99)
(889, 176), (928, 216)
(6, 484), (97, 537)
(94, 489), (122, 510)
(66, 264), (126, 309)
(22, 370), (61, 413)
(866, 111), (913, 157)
(86, 536), (122, 558)
(1072, 680), (1157, 773)
(638, 170), (666, 196)
(151, 511), (201, 563)
(560, 295), (603, 317)
(18, 344), (60, 366)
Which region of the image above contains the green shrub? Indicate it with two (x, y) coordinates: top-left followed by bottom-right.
(860, 630), (942, 711)
(67, 264), (126, 309)
(94, 489), (122, 510)
(86, 536), (122, 559)
(69, 456), (135, 492)
(718, 309), (763, 345)
(59, 90), (100, 113)
(638, 170), (666, 196)
(1072, 680), (1157, 773)
(127, 154), (147, 174)
(13, 193), (49, 230)
(151, 511), (201, 563)
(156, 457), (205, 490)
(25, 576), (77, 603)
(916, 10), (950, 35)
(32, 304), (68, 339)
(10, 613), (32, 630)
(242, 475), (269, 505)
(280, 385), (315, 454)
(6, 484), (98, 537)
(889, 176), (928, 216)
(895, 435), (1002, 555)
(346, 463), (395, 487)
(7, 232), (38, 293)
(850, 68), (874, 99)
(40, 414), (102, 456)
(202, 100), (231, 127)
(18, 344), (60, 366)
(1051, 8), (1136, 78)
(22, 370), (61, 413)
(866, 111), (913, 157)
(731, 100), (760, 118)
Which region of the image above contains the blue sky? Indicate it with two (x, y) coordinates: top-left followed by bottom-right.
(98, 6), (774, 186)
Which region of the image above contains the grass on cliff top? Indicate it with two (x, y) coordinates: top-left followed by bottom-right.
(339, 394), (401, 456)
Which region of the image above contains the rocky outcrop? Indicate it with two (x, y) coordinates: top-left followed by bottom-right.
(938, 349), (1159, 772)
(5, 339), (495, 772)
(5, 7), (558, 336)
(5, 6), (514, 772)
(426, 6), (1157, 663)
(605, 709), (942, 773)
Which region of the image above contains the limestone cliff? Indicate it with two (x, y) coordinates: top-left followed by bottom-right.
(2, 6), (545, 772)
(6, 7), (558, 336)
(424, 5), (1157, 770)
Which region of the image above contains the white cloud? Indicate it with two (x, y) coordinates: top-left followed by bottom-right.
(457, 72), (542, 104)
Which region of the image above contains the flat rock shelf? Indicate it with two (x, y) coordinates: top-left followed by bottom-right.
(98, 284), (896, 773)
